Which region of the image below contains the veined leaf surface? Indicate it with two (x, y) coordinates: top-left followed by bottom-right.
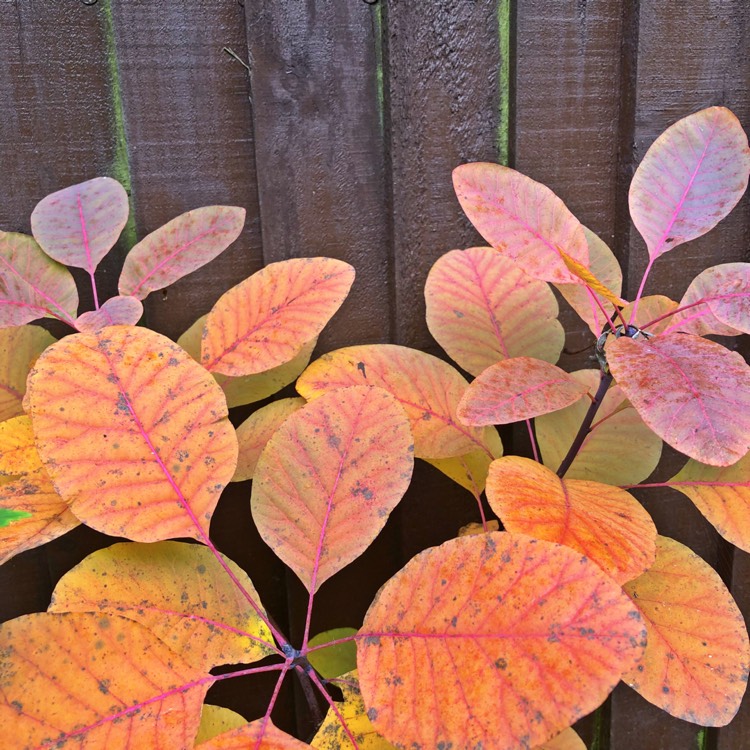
(26, 326), (238, 542)
(297, 345), (495, 459)
(485, 457), (656, 584)
(696, 263), (750, 334)
(49, 542), (275, 671)
(308, 628), (358, 680)
(457, 357), (588, 426)
(425, 246), (564, 375)
(119, 206), (245, 299)
(75, 295), (143, 332)
(201, 257), (354, 377)
(252, 387), (413, 592)
(452, 163), (589, 284)
(629, 107), (750, 260)
(30, 177), (129, 271)
(606, 333), (750, 466)
(358, 532), (645, 750)
(0, 415), (43, 475)
(197, 720), (310, 749)
(623, 536), (750, 725)
(0, 612), (208, 749)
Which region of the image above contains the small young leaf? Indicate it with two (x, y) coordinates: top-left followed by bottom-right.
(233, 397), (306, 482)
(195, 705), (248, 745)
(307, 628), (358, 679)
(629, 107), (750, 260)
(197, 720), (309, 749)
(201, 257), (354, 377)
(119, 206), (245, 300)
(75, 295), (143, 332)
(452, 163), (590, 284)
(425, 246), (564, 375)
(49, 541), (275, 671)
(30, 177), (129, 272)
(457, 357), (589, 426)
(485, 456), (657, 584)
(297, 344), (496, 459)
(26, 326), (238, 542)
(623, 536), (750, 725)
(606, 333), (750, 466)
(358, 532), (645, 750)
(0, 507), (31, 527)
(620, 295), (679, 335)
(0, 232), (78, 326)
(252, 386), (413, 592)
(0, 612), (208, 748)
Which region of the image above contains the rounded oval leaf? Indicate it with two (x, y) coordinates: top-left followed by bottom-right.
(119, 206), (246, 300)
(49, 541), (275, 671)
(26, 326), (238, 541)
(297, 344), (495, 459)
(357, 532), (646, 750)
(458, 357), (589, 426)
(698, 263), (750, 334)
(452, 163), (589, 284)
(621, 295), (679, 335)
(201, 257), (354, 377)
(629, 107), (750, 260)
(0, 612), (208, 749)
(623, 536), (750, 725)
(75, 295), (143, 332)
(425, 247), (564, 375)
(486, 456), (657, 584)
(606, 333), (750, 466)
(252, 386), (414, 592)
(30, 177), (129, 271)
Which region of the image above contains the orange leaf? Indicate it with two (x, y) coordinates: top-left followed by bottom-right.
(536, 727), (586, 750)
(424, 246), (564, 376)
(195, 705), (248, 744)
(0, 416), (43, 475)
(485, 457), (656, 584)
(665, 452), (750, 553)
(197, 720), (310, 749)
(75, 295), (144, 332)
(233, 398), (306, 482)
(0, 612), (208, 749)
(452, 163), (589, 284)
(201, 257), (354, 377)
(535, 369), (662, 486)
(26, 326), (238, 542)
(297, 345), (499, 460)
(623, 536), (750, 725)
(606, 333), (750, 466)
(49, 541), (275, 671)
(358, 532), (645, 750)
(457, 357), (589, 426)
(252, 386), (413, 592)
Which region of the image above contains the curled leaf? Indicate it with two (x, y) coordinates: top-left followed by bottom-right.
(75, 295), (143, 332)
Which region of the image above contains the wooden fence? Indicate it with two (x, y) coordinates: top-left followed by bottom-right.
(1, 1), (748, 746)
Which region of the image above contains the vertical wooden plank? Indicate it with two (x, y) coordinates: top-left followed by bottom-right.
(110, 0), (262, 340)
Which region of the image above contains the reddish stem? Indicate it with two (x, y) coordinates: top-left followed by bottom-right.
(253, 664), (291, 750)
(628, 256), (656, 325)
(525, 418), (540, 463)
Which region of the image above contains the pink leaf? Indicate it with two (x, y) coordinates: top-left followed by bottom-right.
(452, 163), (589, 284)
(118, 206), (246, 300)
(697, 263), (750, 334)
(458, 357), (589, 426)
(75, 295), (143, 332)
(30, 177), (129, 272)
(606, 333), (750, 466)
(629, 107), (750, 260)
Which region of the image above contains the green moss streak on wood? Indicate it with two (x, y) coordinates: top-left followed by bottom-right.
(373, 3), (384, 135)
(496, 0), (511, 165)
(102, 0), (137, 251)
(696, 728), (707, 750)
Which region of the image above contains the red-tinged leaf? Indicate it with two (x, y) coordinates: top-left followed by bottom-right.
(485, 457), (656, 584)
(252, 386), (413, 592)
(0, 612), (208, 749)
(536, 370), (662, 485)
(452, 163), (589, 284)
(357, 532), (646, 750)
(233, 398), (306, 482)
(457, 357), (589, 426)
(0, 232), (78, 326)
(536, 728), (586, 750)
(30, 176), (129, 272)
(696, 263), (750, 334)
(119, 206), (246, 300)
(665, 452), (750, 553)
(629, 107), (750, 260)
(195, 705), (248, 744)
(606, 333), (750, 466)
(622, 536), (750, 725)
(620, 295), (679, 335)
(201, 257), (354, 377)
(297, 345), (495, 459)
(0, 415), (43, 475)
(424, 246), (564, 375)
(26, 326), (238, 542)
(49, 541), (275, 671)
(197, 720), (310, 749)
(75, 295), (143, 332)
(557, 228), (624, 336)
(179, 314), (316, 408)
